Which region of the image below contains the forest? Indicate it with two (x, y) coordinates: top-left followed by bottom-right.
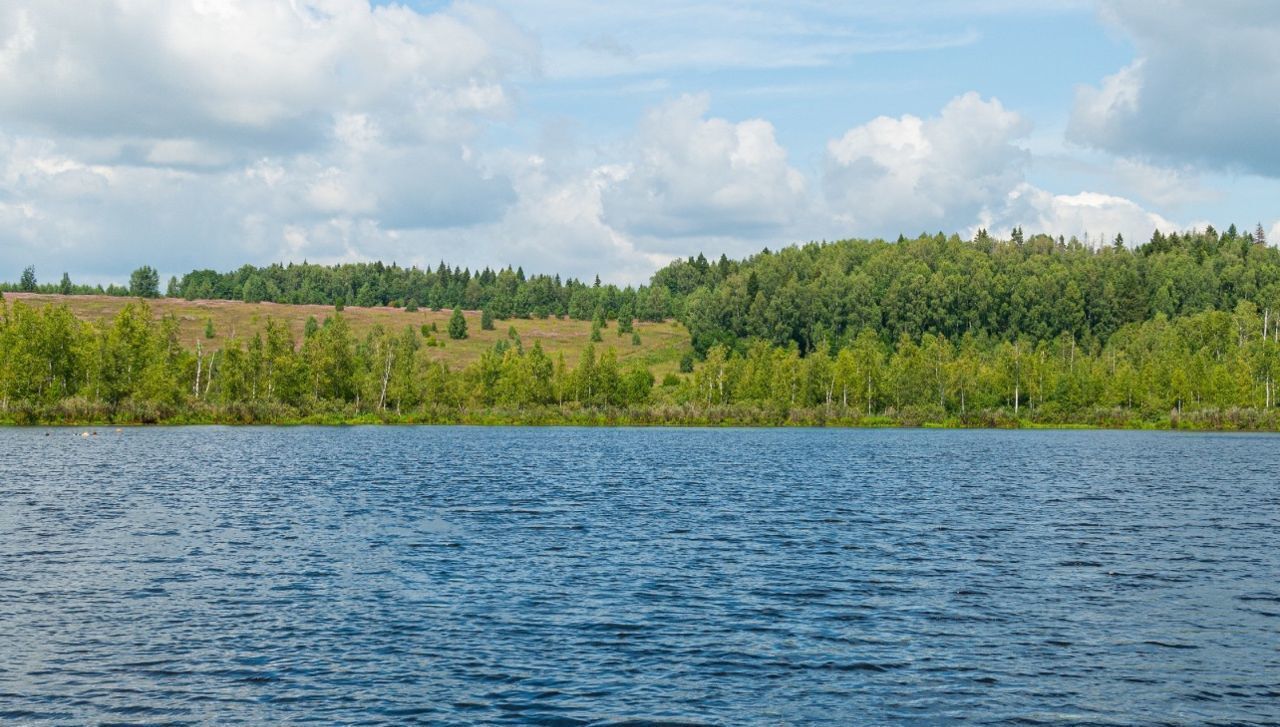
(4, 223), (1280, 428)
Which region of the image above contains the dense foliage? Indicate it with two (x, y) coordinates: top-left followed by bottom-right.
(0, 297), (655, 424)
(172, 262), (679, 322)
(5, 224), (1280, 428)
(662, 226), (1280, 354)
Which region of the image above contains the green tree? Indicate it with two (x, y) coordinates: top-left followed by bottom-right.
(448, 307), (468, 340)
(242, 275), (270, 303)
(19, 266), (36, 292)
(129, 266), (161, 298)
(481, 307), (495, 330)
(59, 273), (73, 295)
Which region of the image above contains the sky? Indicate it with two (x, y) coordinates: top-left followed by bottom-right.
(1, 1), (1278, 286)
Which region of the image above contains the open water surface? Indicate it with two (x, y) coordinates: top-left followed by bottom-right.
(0, 427), (1277, 724)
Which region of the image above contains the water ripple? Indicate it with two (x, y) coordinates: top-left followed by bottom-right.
(0, 427), (1278, 724)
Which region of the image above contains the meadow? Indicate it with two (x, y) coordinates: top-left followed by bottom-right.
(4, 292), (692, 376)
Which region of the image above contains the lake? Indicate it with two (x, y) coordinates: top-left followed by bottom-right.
(1, 427), (1277, 724)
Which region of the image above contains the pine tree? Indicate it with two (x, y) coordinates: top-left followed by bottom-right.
(405, 298), (419, 312)
(19, 266), (36, 292)
(632, 331), (641, 346)
(59, 273), (73, 295)
(481, 307), (495, 330)
(449, 307), (468, 339)
(591, 321), (603, 342)
(204, 318), (216, 339)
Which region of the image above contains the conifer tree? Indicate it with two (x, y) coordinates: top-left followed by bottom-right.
(449, 307), (468, 339)
(481, 307), (495, 330)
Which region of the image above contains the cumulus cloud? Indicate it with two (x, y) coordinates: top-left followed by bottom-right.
(0, 0), (534, 281)
(1110, 158), (1220, 209)
(0, 1), (532, 154)
(1068, 0), (1280, 175)
(985, 184), (1176, 246)
(824, 92), (1029, 235)
(601, 94), (807, 237)
(822, 92), (1176, 245)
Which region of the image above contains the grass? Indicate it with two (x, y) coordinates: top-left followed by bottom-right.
(5, 293), (694, 374)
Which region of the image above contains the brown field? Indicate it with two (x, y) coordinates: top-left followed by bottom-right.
(4, 293), (693, 373)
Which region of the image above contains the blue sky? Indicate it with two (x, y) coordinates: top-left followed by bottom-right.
(1, 1), (1277, 285)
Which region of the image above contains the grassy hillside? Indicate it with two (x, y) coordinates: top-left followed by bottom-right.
(5, 293), (693, 374)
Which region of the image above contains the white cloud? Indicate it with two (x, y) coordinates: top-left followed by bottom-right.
(821, 91), (1179, 245)
(601, 94), (808, 237)
(0, 1), (533, 153)
(0, 1), (534, 281)
(824, 92), (1029, 235)
(985, 184), (1176, 246)
(1110, 158), (1219, 209)
(1069, 0), (1280, 175)
(487, 1), (1085, 80)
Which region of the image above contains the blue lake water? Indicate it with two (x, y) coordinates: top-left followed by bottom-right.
(0, 427), (1277, 724)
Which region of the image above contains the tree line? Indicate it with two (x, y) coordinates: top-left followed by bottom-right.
(5, 223), (1280, 427)
(0, 297), (655, 424)
(667, 225), (1280, 355)
(2, 293), (1279, 428)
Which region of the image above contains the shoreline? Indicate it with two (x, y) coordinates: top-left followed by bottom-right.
(4, 407), (1278, 432)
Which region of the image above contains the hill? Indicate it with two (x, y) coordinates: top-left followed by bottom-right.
(3, 293), (692, 375)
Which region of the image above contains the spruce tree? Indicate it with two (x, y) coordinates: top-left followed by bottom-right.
(481, 307), (495, 330)
(449, 307), (468, 339)
(591, 321), (603, 342)
(204, 318), (216, 339)
(19, 266), (36, 292)
(59, 272), (73, 295)
(632, 331), (641, 346)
